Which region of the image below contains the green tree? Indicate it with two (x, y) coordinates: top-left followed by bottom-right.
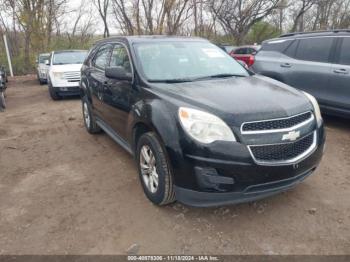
(245, 21), (280, 44)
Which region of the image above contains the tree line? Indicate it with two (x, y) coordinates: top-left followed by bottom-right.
(1, 0), (350, 75)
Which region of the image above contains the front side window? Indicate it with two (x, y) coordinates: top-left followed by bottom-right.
(295, 37), (333, 63)
(53, 51), (87, 65)
(338, 37), (350, 65)
(110, 44), (132, 73)
(133, 41), (248, 82)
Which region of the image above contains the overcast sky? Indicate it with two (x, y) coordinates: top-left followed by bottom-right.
(64, 0), (120, 35)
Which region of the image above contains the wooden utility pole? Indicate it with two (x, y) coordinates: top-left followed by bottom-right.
(3, 34), (14, 77)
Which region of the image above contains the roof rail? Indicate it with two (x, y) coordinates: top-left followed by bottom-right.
(279, 29), (350, 38)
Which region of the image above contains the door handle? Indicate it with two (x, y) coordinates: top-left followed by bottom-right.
(280, 63), (292, 68)
(333, 68), (349, 74)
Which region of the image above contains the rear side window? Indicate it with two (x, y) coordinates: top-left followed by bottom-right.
(338, 37), (350, 65)
(295, 37), (333, 63)
(92, 44), (112, 70)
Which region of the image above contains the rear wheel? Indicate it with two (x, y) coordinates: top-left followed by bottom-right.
(136, 132), (175, 206)
(82, 96), (101, 134)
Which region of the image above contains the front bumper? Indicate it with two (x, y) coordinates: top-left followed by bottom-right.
(52, 85), (80, 96)
(175, 168), (315, 207)
(169, 127), (325, 207)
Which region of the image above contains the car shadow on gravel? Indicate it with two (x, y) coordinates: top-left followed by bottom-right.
(323, 114), (350, 131)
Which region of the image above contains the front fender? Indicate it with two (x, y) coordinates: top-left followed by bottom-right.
(128, 98), (185, 172)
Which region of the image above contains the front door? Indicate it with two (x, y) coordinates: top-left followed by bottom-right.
(102, 43), (133, 140)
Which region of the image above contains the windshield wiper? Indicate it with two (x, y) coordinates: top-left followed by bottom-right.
(193, 73), (246, 81)
(148, 78), (194, 83)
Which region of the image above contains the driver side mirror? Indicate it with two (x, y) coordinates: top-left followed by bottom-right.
(45, 60), (50, 66)
(105, 66), (132, 81)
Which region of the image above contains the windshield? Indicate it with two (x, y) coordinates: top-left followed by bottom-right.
(134, 41), (249, 82)
(38, 55), (50, 64)
(53, 51), (87, 65)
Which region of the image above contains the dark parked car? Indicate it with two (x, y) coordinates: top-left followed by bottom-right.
(80, 36), (325, 207)
(252, 30), (350, 118)
(0, 65), (8, 83)
(0, 66), (7, 111)
(230, 45), (261, 67)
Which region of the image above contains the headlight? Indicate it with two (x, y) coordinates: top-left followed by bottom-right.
(178, 107), (236, 144)
(303, 91), (322, 126)
(52, 72), (64, 79)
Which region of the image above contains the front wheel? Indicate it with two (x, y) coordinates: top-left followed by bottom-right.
(136, 132), (175, 206)
(48, 83), (61, 100)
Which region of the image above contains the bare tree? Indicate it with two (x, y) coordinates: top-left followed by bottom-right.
(45, 0), (67, 47)
(65, 0), (96, 47)
(290, 0), (316, 32)
(111, 0), (193, 35)
(93, 0), (110, 37)
(209, 0), (280, 44)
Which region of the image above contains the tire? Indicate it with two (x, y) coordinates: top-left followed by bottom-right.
(48, 83), (61, 100)
(0, 91), (6, 111)
(136, 132), (176, 206)
(39, 78), (45, 85)
(82, 96), (102, 134)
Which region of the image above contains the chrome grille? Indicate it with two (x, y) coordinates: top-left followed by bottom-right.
(63, 71), (81, 82)
(242, 112), (313, 133)
(248, 132), (317, 165)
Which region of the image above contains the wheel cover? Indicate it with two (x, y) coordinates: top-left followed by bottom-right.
(140, 145), (159, 194)
(83, 102), (90, 129)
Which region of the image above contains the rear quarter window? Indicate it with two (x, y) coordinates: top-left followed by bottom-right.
(261, 39), (294, 52)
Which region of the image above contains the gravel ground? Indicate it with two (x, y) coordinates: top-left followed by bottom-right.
(0, 76), (349, 255)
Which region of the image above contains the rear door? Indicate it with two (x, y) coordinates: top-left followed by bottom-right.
(88, 44), (113, 117)
(284, 37), (335, 103)
(328, 37), (350, 111)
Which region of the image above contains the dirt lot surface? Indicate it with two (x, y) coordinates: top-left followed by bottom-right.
(0, 76), (349, 255)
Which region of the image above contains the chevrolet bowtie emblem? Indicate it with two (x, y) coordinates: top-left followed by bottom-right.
(282, 130), (301, 142)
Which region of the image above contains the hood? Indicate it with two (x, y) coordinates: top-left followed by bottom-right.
(149, 75), (312, 126)
(49, 64), (83, 73)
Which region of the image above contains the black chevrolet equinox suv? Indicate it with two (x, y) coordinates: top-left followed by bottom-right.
(80, 36), (325, 207)
(252, 30), (350, 118)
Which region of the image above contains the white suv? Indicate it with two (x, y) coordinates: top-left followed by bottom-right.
(47, 50), (87, 100)
(36, 53), (50, 85)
